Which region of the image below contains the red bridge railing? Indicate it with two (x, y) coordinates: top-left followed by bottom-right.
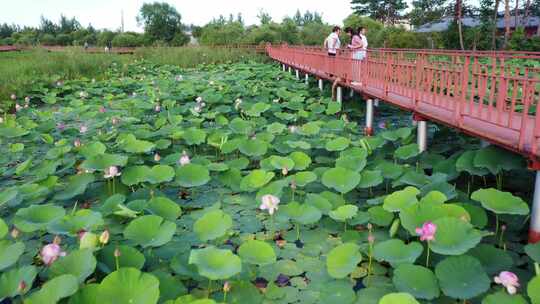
(267, 45), (540, 160)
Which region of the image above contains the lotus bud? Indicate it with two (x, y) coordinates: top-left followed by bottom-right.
(223, 281), (231, 293)
(17, 281), (27, 293)
(389, 218), (400, 238)
(282, 166), (288, 176)
(368, 234), (375, 244)
(179, 151), (190, 166)
(11, 228), (20, 239)
(114, 248), (121, 257)
(154, 104), (161, 112)
(74, 138), (81, 147)
(15, 104), (22, 112)
(367, 223), (373, 230)
(24, 96), (30, 103)
(79, 232), (99, 250)
(154, 153), (161, 162)
(10, 94), (16, 100)
(111, 117), (119, 125)
(276, 239), (287, 248)
(99, 230), (110, 245)
(57, 122), (65, 131)
(99, 106), (106, 113)
(290, 180), (297, 190)
(40, 242), (66, 266)
(79, 125), (88, 134)
(24, 104), (28, 109)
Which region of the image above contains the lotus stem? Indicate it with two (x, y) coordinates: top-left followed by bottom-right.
(535, 263), (540, 275)
(223, 290), (228, 302)
(495, 215), (500, 241)
(114, 254), (120, 271)
(112, 177), (116, 194)
(207, 279), (213, 298)
(426, 242), (431, 267)
(71, 201), (78, 215)
(498, 225), (506, 249)
(269, 215), (274, 240)
(296, 223), (300, 241)
(367, 243), (373, 285)
(344, 221), (347, 232)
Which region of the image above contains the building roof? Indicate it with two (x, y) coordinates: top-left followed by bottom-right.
(415, 15), (539, 33)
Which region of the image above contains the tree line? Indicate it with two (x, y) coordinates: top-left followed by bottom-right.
(0, 1), (538, 51)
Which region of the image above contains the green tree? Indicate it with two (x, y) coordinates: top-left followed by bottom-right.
(408, 0), (447, 27)
(351, 0), (408, 24)
(257, 10), (273, 25)
(137, 2), (188, 44)
(39, 16), (58, 35)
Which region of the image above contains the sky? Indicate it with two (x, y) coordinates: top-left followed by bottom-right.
(0, 0), (361, 32)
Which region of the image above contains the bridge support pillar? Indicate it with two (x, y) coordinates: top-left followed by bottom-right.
(295, 70), (300, 80)
(305, 74), (309, 85)
(318, 79), (324, 92)
(530, 165), (540, 243)
(288, 67), (292, 73)
(282, 64), (286, 72)
(417, 121), (428, 153)
(365, 99), (374, 136)
(349, 89), (354, 98)
(336, 87), (343, 103)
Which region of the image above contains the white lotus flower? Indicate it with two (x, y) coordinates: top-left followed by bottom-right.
(154, 104), (161, 112)
(154, 153), (161, 162)
(234, 99), (242, 110)
(15, 104), (22, 112)
(179, 151), (190, 166)
(10, 94), (16, 100)
(288, 125), (298, 133)
(24, 96), (30, 103)
(260, 195), (280, 215)
(79, 125), (88, 134)
(196, 96), (203, 103)
(104, 166), (121, 179)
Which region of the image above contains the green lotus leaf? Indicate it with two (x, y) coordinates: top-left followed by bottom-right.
(176, 164), (210, 188)
(376, 161), (404, 179)
(379, 293), (419, 304)
(270, 156), (295, 171)
(282, 201), (322, 225)
(239, 138), (268, 157)
(54, 173), (95, 200)
(482, 291), (528, 304)
(395, 144), (420, 160)
(359, 170), (383, 188)
(528, 275), (540, 304)
(469, 244), (513, 275)
(336, 155), (367, 172)
(326, 102), (341, 115)
(0, 241), (25, 271)
(399, 200), (467, 235)
(98, 245), (145, 273)
(456, 151), (489, 176)
(49, 249), (96, 283)
(14, 204), (65, 232)
(147, 197), (181, 221)
(435, 255), (490, 299)
(471, 188), (529, 215)
(183, 128), (207, 145)
(122, 166), (151, 186)
(329, 204), (358, 222)
(67, 283), (100, 304)
(300, 121), (321, 136)
(97, 268), (159, 304)
(267, 122), (286, 134)
(383, 186), (420, 212)
(25, 274), (79, 304)
(0, 187), (19, 207)
(430, 217), (482, 255)
(79, 141), (106, 158)
(373, 239), (423, 266)
(381, 127), (412, 141)
(9, 143), (24, 153)
(525, 242), (540, 263)
(287, 140), (311, 149)
(124, 215), (176, 248)
(305, 193), (333, 214)
(240, 169), (274, 191)
(140, 165), (174, 184)
(0, 219), (7, 239)
(293, 171), (317, 187)
(120, 134), (155, 153)
(326, 243), (362, 279)
(47, 209), (104, 236)
(393, 264), (439, 300)
(0, 266), (37, 300)
(322, 167), (361, 194)
(289, 151), (312, 170)
(368, 206), (395, 227)
(246, 102), (270, 116)
(356, 286), (396, 304)
(207, 162), (229, 172)
(326, 137), (350, 151)
(473, 146), (524, 175)
(80, 153), (128, 170)
(0, 124), (29, 138)
(238, 240), (276, 265)
(229, 118), (254, 134)
(189, 247), (242, 280)
(194, 210), (232, 241)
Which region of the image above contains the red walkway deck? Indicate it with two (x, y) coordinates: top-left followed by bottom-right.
(267, 45), (540, 162)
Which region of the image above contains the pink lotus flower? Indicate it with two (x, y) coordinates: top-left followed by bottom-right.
(40, 243), (66, 266)
(495, 271), (520, 294)
(104, 166), (121, 179)
(99, 106), (106, 113)
(57, 122), (66, 131)
(154, 104), (161, 112)
(416, 221), (437, 242)
(179, 151), (190, 166)
(260, 194), (280, 215)
(79, 125), (88, 134)
(378, 121), (387, 129)
(15, 104), (22, 112)
(175, 75), (183, 81)
(74, 138), (82, 147)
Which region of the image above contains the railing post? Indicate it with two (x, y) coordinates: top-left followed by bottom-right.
(296, 69), (300, 80)
(365, 98), (374, 136)
(457, 56), (470, 127)
(318, 79), (324, 91)
(305, 74), (309, 85)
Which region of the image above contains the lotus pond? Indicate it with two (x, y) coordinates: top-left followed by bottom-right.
(1, 60), (540, 304)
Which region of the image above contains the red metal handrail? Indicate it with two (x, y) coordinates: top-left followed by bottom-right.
(267, 44), (540, 160)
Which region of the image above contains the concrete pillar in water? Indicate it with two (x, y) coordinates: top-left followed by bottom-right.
(530, 169), (540, 243)
(365, 99), (374, 136)
(318, 79), (323, 91)
(336, 87), (342, 103)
